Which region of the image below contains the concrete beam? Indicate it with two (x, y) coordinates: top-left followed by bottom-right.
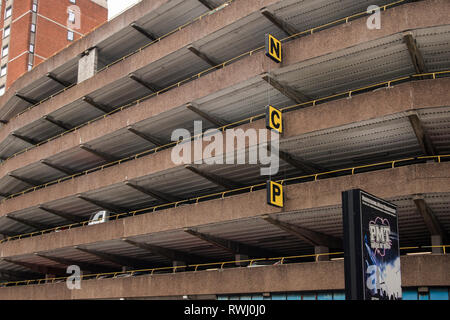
(77, 195), (128, 214)
(262, 215), (342, 248)
(125, 182), (182, 203)
(5, 215), (53, 231)
(186, 102), (228, 127)
(260, 8), (299, 36)
(0, 269), (40, 281)
(40, 160), (76, 176)
(0, 229), (22, 238)
(14, 93), (38, 105)
(187, 45), (219, 68)
(36, 253), (119, 274)
(0, 0), (447, 177)
(413, 196), (446, 240)
(127, 126), (166, 146)
(1, 163), (449, 258)
(1, 259), (66, 277)
(261, 73), (311, 103)
(197, 0), (216, 10)
(275, 147), (326, 174)
(185, 164), (243, 189)
(74, 247), (151, 269)
(404, 33), (428, 74)
(82, 96), (111, 114)
(0, 255), (447, 300)
(11, 132), (38, 146)
(185, 229), (276, 258)
(46, 73), (72, 87)
(408, 113), (436, 156)
(42, 115), (73, 131)
(122, 239), (208, 264)
(130, 23), (158, 41)
(79, 144), (119, 162)
(128, 73), (161, 93)
(38, 205), (85, 224)
(7, 173), (42, 187)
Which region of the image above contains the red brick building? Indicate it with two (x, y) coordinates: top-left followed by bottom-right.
(0, 0), (107, 94)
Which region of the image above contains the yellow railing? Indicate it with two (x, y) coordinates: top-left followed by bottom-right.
(1, 69), (449, 204)
(0, 244), (447, 288)
(0, 154), (449, 243)
(0, 0), (412, 164)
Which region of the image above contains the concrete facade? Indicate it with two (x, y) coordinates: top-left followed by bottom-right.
(0, 255), (447, 300)
(0, 0), (448, 300)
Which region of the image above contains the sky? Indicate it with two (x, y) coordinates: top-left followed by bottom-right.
(108, 0), (141, 19)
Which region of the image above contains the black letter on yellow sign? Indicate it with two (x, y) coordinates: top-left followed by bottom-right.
(267, 180), (283, 208)
(265, 105), (282, 134)
(265, 34), (282, 63)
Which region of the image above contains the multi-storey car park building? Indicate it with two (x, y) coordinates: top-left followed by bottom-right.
(0, 0), (108, 94)
(0, 0), (448, 300)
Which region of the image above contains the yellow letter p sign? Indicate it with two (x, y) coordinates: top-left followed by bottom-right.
(267, 180), (283, 208)
(265, 34), (282, 63)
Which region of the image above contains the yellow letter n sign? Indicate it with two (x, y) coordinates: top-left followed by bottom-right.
(265, 34), (282, 63)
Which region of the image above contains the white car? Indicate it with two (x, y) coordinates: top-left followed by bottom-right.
(88, 210), (111, 226)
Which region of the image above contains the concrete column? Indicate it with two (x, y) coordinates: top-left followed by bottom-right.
(315, 246), (329, 262)
(78, 48), (98, 83)
(431, 235), (443, 254)
(235, 254), (249, 266)
(173, 261), (186, 273)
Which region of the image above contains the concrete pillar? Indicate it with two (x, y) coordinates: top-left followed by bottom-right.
(173, 261), (186, 273)
(45, 274), (56, 283)
(78, 48), (98, 83)
(235, 254), (249, 266)
(431, 235), (443, 254)
(315, 246), (329, 262)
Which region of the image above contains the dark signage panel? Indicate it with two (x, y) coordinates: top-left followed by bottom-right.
(342, 189), (402, 300)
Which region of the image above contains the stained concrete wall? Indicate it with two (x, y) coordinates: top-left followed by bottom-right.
(0, 254), (447, 300)
(0, 0), (448, 177)
(0, 0), (285, 119)
(1, 162), (449, 258)
(0, 78), (448, 219)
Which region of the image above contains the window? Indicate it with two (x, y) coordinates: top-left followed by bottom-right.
(3, 26), (10, 38)
(31, 23), (36, 33)
(68, 11), (75, 23)
(0, 65), (6, 77)
(0, 85), (5, 96)
(2, 45), (8, 57)
(32, 4), (37, 12)
(5, 6), (12, 19)
(67, 31), (74, 41)
(70, 0), (76, 3)
(29, 44), (34, 53)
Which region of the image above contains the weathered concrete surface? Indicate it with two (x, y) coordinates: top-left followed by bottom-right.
(0, 0), (173, 116)
(1, 162), (449, 258)
(0, 78), (448, 219)
(0, 254), (447, 300)
(0, 0), (448, 178)
(0, 0), (285, 132)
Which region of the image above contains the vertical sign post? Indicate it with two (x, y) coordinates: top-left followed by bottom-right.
(342, 189), (402, 300)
